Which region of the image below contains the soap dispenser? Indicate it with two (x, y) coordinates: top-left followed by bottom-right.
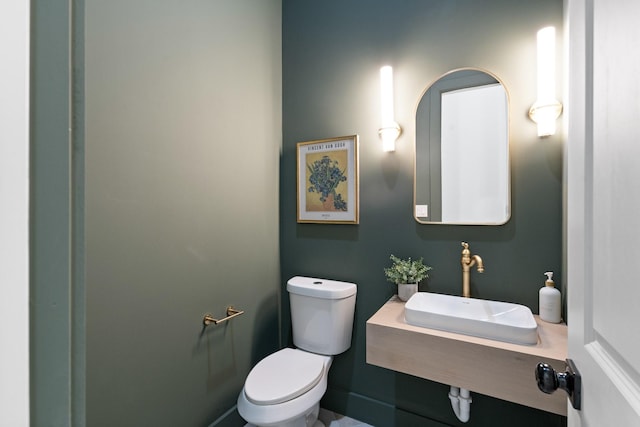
(539, 272), (561, 323)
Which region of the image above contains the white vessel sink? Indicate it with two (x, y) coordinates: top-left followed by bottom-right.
(404, 292), (538, 345)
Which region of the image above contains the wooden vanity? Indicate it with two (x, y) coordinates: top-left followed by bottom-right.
(366, 296), (568, 416)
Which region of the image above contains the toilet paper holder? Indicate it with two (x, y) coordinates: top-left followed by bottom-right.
(203, 306), (244, 326)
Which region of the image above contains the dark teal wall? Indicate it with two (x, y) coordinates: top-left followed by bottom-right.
(282, 1), (565, 426)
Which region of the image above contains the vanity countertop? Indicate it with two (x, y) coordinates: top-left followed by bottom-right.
(366, 296), (568, 416)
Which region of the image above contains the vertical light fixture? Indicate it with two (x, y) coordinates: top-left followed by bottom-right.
(379, 65), (402, 152)
(529, 26), (563, 137)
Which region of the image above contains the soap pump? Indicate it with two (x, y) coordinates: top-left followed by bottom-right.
(539, 272), (561, 323)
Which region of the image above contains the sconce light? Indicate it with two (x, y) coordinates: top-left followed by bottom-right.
(379, 65), (402, 152)
(529, 26), (563, 137)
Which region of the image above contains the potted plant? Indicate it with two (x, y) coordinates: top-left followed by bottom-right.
(383, 254), (432, 301)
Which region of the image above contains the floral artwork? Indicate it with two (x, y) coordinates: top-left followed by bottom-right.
(297, 135), (359, 224)
(306, 151), (348, 212)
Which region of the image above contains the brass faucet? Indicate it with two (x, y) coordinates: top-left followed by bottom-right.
(461, 242), (484, 298)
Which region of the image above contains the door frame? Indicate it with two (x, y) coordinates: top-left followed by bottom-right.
(0, 1), (30, 425)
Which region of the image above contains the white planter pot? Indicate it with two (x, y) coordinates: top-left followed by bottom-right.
(397, 283), (418, 301)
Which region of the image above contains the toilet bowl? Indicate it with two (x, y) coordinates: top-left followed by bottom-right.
(237, 348), (332, 427)
(237, 277), (357, 427)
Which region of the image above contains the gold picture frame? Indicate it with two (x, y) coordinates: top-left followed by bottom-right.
(297, 135), (359, 224)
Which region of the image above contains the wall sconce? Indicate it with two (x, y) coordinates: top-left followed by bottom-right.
(529, 26), (563, 137)
(379, 65), (402, 152)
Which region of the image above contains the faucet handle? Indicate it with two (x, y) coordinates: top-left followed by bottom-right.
(461, 241), (470, 254)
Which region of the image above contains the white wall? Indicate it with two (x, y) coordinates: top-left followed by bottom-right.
(0, 1), (30, 425)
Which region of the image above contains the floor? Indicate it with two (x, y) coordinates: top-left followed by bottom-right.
(243, 408), (372, 427)
(318, 409), (373, 427)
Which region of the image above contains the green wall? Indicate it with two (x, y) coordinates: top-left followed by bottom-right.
(84, 1), (281, 425)
(32, 1), (282, 426)
(30, 0), (79, 424)
(281, 1), (565, 426)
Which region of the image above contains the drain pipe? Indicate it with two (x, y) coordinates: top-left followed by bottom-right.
(448, 386), (472, 423)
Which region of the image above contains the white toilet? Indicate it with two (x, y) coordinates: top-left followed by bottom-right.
(237, 276), (357, 427)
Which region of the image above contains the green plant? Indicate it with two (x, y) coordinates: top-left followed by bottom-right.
(383, 254), (432, 285)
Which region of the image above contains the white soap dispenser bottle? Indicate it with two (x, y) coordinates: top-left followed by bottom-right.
(539, 272), (561, 323)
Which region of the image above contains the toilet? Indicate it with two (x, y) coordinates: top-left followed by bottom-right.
(237, 276), (357, 427)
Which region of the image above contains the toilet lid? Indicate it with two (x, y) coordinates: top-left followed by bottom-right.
(244, 348), (325, 405)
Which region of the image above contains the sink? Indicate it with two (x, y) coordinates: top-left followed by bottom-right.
(404, 292), (538, 345)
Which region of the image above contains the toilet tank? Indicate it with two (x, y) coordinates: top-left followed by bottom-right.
(287, 276), (357, 355)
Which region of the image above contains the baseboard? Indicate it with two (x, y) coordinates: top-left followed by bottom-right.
(208, 405), (245, 427)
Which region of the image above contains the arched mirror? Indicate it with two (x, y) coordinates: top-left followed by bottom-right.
(414, 68), (510, 225)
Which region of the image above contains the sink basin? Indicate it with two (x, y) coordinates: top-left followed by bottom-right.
(404, 292), (538, 345)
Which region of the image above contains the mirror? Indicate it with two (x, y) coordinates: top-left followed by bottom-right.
(414, 68), (510, 225)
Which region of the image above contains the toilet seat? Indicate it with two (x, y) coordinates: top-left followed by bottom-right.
(244, 348), (325, 405)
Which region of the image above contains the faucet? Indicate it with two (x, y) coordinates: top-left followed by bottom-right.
(461, 242), (484, 298)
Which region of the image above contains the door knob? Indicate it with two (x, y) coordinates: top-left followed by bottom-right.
(535, 358), (581, 410)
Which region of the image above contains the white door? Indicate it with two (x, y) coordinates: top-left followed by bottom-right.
(566, 0), (640, 425)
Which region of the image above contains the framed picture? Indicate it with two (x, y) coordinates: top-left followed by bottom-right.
(297, 135), (359, 224)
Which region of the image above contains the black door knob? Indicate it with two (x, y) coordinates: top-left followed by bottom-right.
(535, 362), (568, 393)
(535, 359), (581, 410)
